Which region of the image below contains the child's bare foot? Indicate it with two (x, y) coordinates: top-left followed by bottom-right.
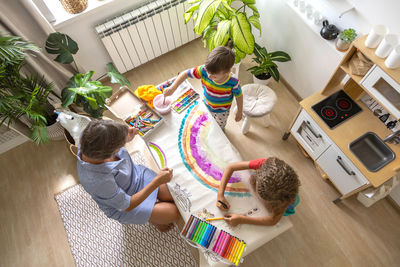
(153, 223), (174, 232)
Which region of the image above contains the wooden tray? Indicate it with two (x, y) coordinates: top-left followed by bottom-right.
(105, 87), (163, 138)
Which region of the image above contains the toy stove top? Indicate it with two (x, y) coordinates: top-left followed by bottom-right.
(312, 90), (362, 129)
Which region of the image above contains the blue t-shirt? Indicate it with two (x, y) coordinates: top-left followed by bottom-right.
(77, 147), (158, 224)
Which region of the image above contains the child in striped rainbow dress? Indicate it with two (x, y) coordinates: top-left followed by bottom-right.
(163, 46), (243, 131)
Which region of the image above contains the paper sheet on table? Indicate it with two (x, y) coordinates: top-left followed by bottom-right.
(145, 81), (292, 266)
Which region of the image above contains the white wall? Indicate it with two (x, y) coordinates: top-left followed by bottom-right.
(54, 0), (148, 79)
(255, 0), (400, 99)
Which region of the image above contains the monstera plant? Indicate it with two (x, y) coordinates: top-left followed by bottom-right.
(184, 0), (261, 63)
(45, 32), (130, 118)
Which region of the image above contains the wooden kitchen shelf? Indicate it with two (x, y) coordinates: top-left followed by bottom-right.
(339, 62), (363, 83)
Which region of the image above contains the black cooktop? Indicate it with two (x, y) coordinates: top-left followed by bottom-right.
(312, 90), (362, 129)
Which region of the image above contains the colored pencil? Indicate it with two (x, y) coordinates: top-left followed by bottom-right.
(182, 215), (194, 236)
(206, 226), (217, 248)
(205, 217), (224, 221)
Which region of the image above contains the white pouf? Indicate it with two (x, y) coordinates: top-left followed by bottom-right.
(239, 83), (277, 134)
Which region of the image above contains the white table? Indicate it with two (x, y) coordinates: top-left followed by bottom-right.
(145, 81), (292, 266)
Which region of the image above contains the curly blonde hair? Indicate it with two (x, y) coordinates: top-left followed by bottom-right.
(252, 157), (300, 211)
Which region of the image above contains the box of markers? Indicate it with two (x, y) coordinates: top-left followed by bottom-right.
(181, 215), (247, 266)
(105, 86), (163, 138)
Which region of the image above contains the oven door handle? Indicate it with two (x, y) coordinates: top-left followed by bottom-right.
(305, 121), (322, 138)
(336, 156), (355, 175)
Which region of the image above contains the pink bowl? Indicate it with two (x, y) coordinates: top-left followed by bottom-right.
(153, 94), (171, 115)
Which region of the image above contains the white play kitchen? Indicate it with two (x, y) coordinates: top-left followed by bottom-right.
(284, 35), (400, 204)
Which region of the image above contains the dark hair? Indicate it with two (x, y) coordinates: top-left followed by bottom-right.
(205, 46), (235, 74)
(252, 157), (300, 211)
(80, 120), (128, 160)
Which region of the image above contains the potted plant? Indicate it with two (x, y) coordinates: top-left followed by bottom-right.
(184, 0), (261, 64)
(247, 43), (291, 85)
(0, 34), (60, 145)
(45, 32), (131, 118)
(336, 28), (357, 52)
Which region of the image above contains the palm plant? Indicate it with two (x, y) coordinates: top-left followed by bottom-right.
(45, 32), (130, 118)
(184, 0), (261, 63)
(247, 43), (291, 82)
(0, 34), (54, 144)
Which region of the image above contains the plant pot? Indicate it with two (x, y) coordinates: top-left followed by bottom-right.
(335, 38), (351, 52)
(58, 0), (88, 14)
(47, 121), (65, 141)
(253, 73), (272, 85)
(232, 62), (241, 77)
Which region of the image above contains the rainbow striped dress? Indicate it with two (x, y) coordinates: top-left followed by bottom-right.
(187, 65), (242, 113)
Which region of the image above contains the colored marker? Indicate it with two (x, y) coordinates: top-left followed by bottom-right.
(212, 230), (223, 252)
(205, 226), (216, 248)
(186, 217), (198, 239)
(218, 232), (229, 255)
(228, 238), (238, 262)
(195, 222), (206, 243)
(200, 224), (211, 246)
(182, 215), (194, 236)
(222, 234), (233, 258)
(190, 219), (201, 240)
(225, 236), (235, 259)
(235, 242), (246, 266)
(218, 200), (228, 209)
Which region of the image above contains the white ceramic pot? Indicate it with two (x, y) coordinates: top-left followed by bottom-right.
(335, 38), (350, 52)
(253, 74), (271, 85)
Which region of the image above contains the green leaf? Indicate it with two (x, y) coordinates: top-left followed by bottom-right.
(61, 87), (76, 108)
(193, 0), (222, 35)
(231, 12), (254, 54)
(186, 2), (200, 13)
(267, 66), (280, 82)
(208, 31), (216, 51)
(249, 15), (261, 35)
(184, 11), (194, 24)
(241, 0), (256, 4)
(253, 42), (265, 59)
(213, 20), (231, 47)
(268, 51), (291, 62)
(106, 62), (131, 87)
(0, 35), (39, 66)
(221, 0), (236, 13)
(64, 71), (112, 117)
(233, 47), (246, 63)
(45, 32), (78, 64)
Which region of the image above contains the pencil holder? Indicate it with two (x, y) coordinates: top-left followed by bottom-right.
(180, 215), (247, 266)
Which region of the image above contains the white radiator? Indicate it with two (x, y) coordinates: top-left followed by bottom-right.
(95, 0), (197, 73)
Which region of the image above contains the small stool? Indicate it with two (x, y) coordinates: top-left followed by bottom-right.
(239, 83), (277, 134)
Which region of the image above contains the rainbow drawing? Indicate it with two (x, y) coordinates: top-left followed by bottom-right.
(148, 142), (167, 168)
(178, 103), (250, 197)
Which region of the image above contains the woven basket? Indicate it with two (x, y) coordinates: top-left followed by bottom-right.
(59, 0), (88, 14)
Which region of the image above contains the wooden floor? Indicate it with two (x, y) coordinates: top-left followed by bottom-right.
(1, 40), (399, 267)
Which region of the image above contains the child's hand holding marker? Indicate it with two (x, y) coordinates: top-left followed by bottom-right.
(155, 167), (173, 185)
(223, 214), (244, 227)
(216, 196), (230, 210)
